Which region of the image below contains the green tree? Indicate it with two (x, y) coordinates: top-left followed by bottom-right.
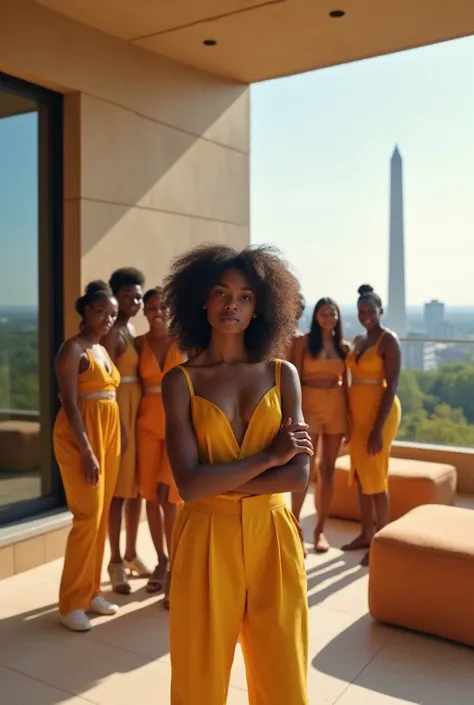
(430, 364), (474, 423)
(397, 369), (423, 414)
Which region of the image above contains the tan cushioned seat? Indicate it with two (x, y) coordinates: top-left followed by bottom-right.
(330, 455), (456, 521)
(0, 421), (40, 471)
(369, 505), (474, 647)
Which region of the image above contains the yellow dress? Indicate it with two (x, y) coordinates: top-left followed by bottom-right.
(114, 330), (142, 499)
(346, 332), (401, 495)
(53, 345), (121, 614)
(137, 338), (184, 504)
(169, 360), (308, 705)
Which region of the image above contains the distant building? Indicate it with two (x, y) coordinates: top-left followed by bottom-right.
(424, 300), (445, 337)
(386, 147), (407, 338)
(433, 320), (456, 340)
(404, 332), (437, 371)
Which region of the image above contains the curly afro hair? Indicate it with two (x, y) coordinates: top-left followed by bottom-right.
(163, 244), (302, 360)
(109, 268), (145, 296)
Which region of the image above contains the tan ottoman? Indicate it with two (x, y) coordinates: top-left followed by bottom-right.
(369, 505), (474, 647)
(0, 421), (40, 471)
(329, 455), (456, 521)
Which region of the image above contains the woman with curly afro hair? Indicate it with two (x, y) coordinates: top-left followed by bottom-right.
(162, 244), (312, 705)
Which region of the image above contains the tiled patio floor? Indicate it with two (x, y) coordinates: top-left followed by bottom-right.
(1, 491), (473, 704)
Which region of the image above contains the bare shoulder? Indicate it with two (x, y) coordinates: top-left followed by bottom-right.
(103, 325), (126, 356)
(162, 364), (188, 395)
(56, 337), (83, 361)
(381, 330), (400, 350)
(293, 332), (307, 352)
(279, 359), (299, 386)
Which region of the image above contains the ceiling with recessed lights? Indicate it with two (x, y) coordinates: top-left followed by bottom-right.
(34, 0), (474, 82)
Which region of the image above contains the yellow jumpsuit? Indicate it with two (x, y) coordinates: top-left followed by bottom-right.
(54, 346), (121, 614)
(114, 330), (142, 498)
(169, 359), (309, 705)
(346, 332), (402, 494)
(137, 338), (184, 503)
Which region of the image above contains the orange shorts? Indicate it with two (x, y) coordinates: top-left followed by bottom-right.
(303, 386), (347, 436)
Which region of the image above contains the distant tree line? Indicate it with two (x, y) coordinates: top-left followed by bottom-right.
(1, 331), (474, 448)
(0, 332), (39, 412)
(397, 361), (474, 446)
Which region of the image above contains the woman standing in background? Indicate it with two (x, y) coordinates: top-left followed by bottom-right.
(54, 281), (121, 631)
(342, 285), (401, 566)
(292, 297), (350, 553)
(102, 268), (151, 594)
(136, 287), (185, 607)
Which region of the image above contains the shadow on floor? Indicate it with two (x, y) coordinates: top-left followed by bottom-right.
(299, 506), (361, 547)
(299, 507), (367, 609)
(305, 554), (367, 609)
(313, 614), (474, 704)
(0, 584), (170, 705)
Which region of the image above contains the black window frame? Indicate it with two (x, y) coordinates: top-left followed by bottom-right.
(0, 72), (64, 526)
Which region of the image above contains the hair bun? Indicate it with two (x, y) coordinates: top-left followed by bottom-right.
(75, 280), (111, 318)
(358, 284), (374, 297)
(84, 280), (109, 297)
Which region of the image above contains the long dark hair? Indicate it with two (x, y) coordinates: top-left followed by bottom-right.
(308, 297), (346, 359)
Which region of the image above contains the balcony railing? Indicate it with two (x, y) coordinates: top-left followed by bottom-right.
(397, 337), (474, 448)
(1, 329), (473, 450)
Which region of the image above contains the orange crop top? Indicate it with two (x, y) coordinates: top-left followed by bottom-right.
(302, 351), (345, 384)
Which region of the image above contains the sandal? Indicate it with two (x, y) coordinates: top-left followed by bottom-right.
(108, 563), (131, 595)
(124, 556), (152, 578)
(146, 562), (167, 594)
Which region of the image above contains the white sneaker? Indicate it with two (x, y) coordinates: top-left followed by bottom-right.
(89, 595), (119, 616)
(60, 609), (92, 632)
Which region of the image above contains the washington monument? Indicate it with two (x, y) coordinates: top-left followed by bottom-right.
(387, 146), (407, 337)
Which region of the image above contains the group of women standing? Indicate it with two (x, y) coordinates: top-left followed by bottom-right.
(53, 245), (401, 705)
(289, 286), (401, 566)
(54, 269), (184, 633)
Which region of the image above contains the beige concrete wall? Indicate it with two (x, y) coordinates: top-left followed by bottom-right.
(1, 0), (250, 337)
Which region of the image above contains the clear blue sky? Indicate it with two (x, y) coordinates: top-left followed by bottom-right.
(0, 112), (38, 307)
(1, 36), (473, 308)
(251, 35), (474, 307)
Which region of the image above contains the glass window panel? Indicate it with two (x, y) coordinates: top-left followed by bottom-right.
(0, 77), (62, 523)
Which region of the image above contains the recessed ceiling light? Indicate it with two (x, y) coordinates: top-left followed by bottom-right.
(203, 39), (217, 46)
(329, 10), (345, 18)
